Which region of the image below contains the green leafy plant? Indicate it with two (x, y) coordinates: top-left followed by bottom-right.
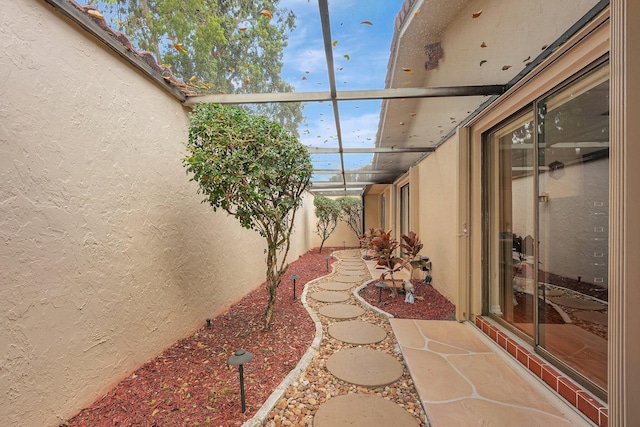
(183, 103), (312, 330)
(95, 0), (303, 133)
(314, 196), (342, 253)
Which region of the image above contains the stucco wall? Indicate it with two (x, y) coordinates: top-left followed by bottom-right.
(0, 2), (315, 425)
(414, 138), (459, 304)
(307, 196), (362, 250)
(363, 193), (380, 231)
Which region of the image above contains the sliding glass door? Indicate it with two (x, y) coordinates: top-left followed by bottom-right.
(484, 62), (609, 396)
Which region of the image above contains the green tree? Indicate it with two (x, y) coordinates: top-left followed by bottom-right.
(183, 103), (312, 330)
(96, 0), (303, 134)
(314, 196), (341, 253)
(336, 196), (363, 241)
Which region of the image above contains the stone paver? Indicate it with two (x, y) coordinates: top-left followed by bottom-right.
(318, 303), (365, 319)
(309, 291), (349, 303)
(390, 319), (591, 426)
(314, 394), (418, 427)
(319, 281), (354, 291)
(335, 269), (364, 276)
(334, 275), (363, 283)
(339, 264), (364, 270)
(326, 347), (404, 387)
(328, 320), (387, 344)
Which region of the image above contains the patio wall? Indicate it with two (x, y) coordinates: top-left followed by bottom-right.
(412, 137), (459, 304)
(0, 1), (316, 426)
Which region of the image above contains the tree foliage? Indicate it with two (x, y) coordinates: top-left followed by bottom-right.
(183, 103), (312, 329)
(336, 196), (363, 241)
(314, 196), (341, 253)
(95, 0), (303, 133)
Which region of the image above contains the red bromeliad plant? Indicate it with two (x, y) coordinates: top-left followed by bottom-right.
(359, 227), (380, 259)
(371, 229), (406, 297)
(400, 231), (424, 279)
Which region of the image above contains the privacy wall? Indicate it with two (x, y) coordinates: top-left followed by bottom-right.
(0, 1), (315, 425)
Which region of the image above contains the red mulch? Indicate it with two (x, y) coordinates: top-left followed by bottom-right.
(64, 248), (334, 427)
(358, 278), (456, 320)
(64, 249), (456, 427)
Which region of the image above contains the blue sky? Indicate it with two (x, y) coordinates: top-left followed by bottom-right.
(277, 0), (403, 176)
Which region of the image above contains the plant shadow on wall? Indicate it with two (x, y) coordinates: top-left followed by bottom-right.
(183, 103), (313, 330)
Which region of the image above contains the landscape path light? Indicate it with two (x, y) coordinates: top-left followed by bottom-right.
(227, 349), (254, 413)
(325, 255), (330, 272)
(290, 273), (300, 300)
(375, 281), (387, 303)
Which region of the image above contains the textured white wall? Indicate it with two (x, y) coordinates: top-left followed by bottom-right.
(0, 1), (314, 425)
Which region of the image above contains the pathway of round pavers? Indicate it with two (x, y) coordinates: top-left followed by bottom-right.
(319, 281), (354, 291)
(328, 320), (387, 344)
(253, 249), (424, 427)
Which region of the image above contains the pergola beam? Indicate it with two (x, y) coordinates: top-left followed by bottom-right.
(183, 85), (505, 106)
(313, 169), (404, 175)
(308, 146), (435, 154)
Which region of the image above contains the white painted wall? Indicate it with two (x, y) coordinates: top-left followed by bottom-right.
(0, 1), (315, 425)
(512, 158), (609, 287)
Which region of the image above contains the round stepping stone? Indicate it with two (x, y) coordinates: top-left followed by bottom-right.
(314, 394), (418, 427)
(335, 275), (363, 283)
(328, 320), (387, 344)
(318, 304), (365, 319)
(339, 264), (363, 270)
(309, 291), (349, 303)
(548, 296), (607, 311)
(337, 269), (363, 276)
(573, 310), (608, 326)
(320, 281), (354, 291)
(340, 261), (362, 266)
(326, 347), (403, 387)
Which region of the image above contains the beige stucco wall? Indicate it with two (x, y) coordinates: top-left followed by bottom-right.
(413, 139), (459, 303)
(307, 197), (362, 250)
(363, 192), (382, 231)
(0, 2), (315, 426)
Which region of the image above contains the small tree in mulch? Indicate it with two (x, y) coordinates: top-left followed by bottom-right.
(183, 103), (312, 330)
(314, 195), (341, 253)
(336, 196), (363, 241)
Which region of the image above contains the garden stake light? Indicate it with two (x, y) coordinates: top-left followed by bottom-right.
(375, 281), (387, 303)
(290, 273), (300, 300)
(325, 255), (330, 272)
(227, 349), (254, 413)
